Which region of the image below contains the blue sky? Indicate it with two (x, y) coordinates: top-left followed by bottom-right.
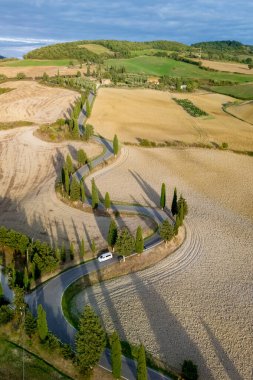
(1, 0), (253, 57)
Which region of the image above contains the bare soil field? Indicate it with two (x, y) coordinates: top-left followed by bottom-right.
(197, 59), (253, 74)
(227, 100), (253, 124)
(0, 127), (155, 255)
(0, 81), (78, 124)
(89, 88), (253, 151)
(73, 145), (253, 379)
(0, 65), (89, 78)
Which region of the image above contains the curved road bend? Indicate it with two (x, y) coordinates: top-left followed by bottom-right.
(1, 93), (175, 379)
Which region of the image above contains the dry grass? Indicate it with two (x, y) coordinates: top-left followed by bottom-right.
(198, 59), (253, 74)
(0, 66), (89, 79)
(90, 88), (253, 151)
(0, 81), (79, 124)
(226, 100), (253, 124)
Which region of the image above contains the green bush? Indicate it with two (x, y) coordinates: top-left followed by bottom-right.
(173, 98), (208, 117)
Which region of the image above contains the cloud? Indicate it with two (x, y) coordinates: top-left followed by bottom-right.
(0, 37), (59, 44)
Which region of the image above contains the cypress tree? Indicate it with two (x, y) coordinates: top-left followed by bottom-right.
(70, 177), (81, 201)
(177, 195), (188, 219)
(113, 135), (119, 156)
(137, 344), (147, 380)
(66, 154), (74, 174)
(37, 304), (48, 342)
(61, 243), (66, 263)
(107, 220), (118, 249)
(72, 119), (79, 139)
(80, 180), (86, 203)
(174, 214), (181, 235)
(86, 100), (91, 117)
(91, 239), (96, 254)
(160, 183), (166, 209)
(135, 226), (144, 253)
(171, 187), (178, 216)
(64, 167), (70, 195)
(23, 267), (29, 290)
(55, 247), (61, 261)
(70, 242), (75, 260)
(111, 331), (122, 379)
(104, 192), (111, 211)
(80, 239), (85, 258)
(91, 178), (99, 209)
(75, 305), (106, 375)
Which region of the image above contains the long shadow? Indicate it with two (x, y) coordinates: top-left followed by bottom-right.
(129, 170), (160, 206)
(129, 271), (215, 379)
(201, 319), (243, 380)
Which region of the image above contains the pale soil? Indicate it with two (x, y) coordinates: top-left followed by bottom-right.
(0, 81), (79, 124)
(197, 59), (253, 74)
(0, 127), (155, 253)
(89, 88), (253, 151)
(73, 145), (253, 380)
(0, 65), (89, 79)
(227, 100), (253, 124)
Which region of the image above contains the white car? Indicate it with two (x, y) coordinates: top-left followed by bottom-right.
(97, 251), (113, 262)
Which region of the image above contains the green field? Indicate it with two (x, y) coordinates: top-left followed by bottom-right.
(0, 59), (72, 67)
(210, 83), (253, 99)
(0, 338), (71, 380)
(105, 56), (253, 82)
(79, 43), (113, 55)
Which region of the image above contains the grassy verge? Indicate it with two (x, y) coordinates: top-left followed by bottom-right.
(0, 336), (72, 380)
(0, 87), (12, 95)
(210, 82), (253, 100)
(0, 121), (34, 130)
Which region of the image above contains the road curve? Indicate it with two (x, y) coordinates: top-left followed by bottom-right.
(1, 92), (200, 380)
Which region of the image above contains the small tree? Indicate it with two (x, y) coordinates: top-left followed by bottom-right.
(135, 226), (144, 253)
(174, 214), (181, 235)
(64, 167), (70, 195)
(137, 344), (147, 380)
(84, 124), (94, 141)
(182, 360), (199, 380)
(86, 100), (91, 118)
(80, 239), (85, 258)
(37, 304), (48, 342)
(115, 228), (135, 257)
(91, 239), (96, 254)
(77, 149), (87, 167)
(70, 177), (81, 201)
(80, 180), (86, 203)
(177, 195), (188, 220)
(104, 192), (111, 211)
(66, 154), (74, 174)
(171, 187), (178, 216)
(107, 220), (118, 250)
(91, 178), (99, 209)
(160, 183), (166, 209)
(110, 331), (122, 379)
(113, 134), (119, 156)
(72, 119), (79, 139)
(159, 220), (174, 246)
(75, 305), (106, 375)
(25, 311), (37, 337)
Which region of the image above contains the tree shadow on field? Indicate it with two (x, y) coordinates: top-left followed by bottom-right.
(129, 170), (160, 206)
(201, 319), (243, 380)
(129, 271), (215, 379)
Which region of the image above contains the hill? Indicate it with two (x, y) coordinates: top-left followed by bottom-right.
(24, 39), (189, 61)
(0, 55), (5, 59)
(192, 40), (253, 61)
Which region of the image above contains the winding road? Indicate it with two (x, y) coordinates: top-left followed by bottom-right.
(1, 92), (197, 380)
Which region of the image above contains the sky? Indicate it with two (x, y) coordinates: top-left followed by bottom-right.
(1, 0), (253, 58)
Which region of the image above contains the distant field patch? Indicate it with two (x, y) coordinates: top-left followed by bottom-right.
(79, 44), (113, 55)
(211, 83), (253, 99)
(105, 56), (253, 82)
(0, 59), (71, 67)
(198, 59), (253, 75)
(226, 101), (253, 124)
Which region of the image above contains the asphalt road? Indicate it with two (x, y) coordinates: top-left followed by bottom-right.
(2, 93), (174, 380)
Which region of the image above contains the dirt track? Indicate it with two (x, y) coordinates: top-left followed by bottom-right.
(0, 81), (78, 123)
(90, 88), (253, 151)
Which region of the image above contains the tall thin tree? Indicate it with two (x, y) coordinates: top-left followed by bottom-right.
(137, 344), (147, 380)
(113, 134), (119, 156)
(135, 226), (144, 253)
(111, 331), (122, 379)
(171, 187), (178, 216)
(160, 183), (166, 210)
